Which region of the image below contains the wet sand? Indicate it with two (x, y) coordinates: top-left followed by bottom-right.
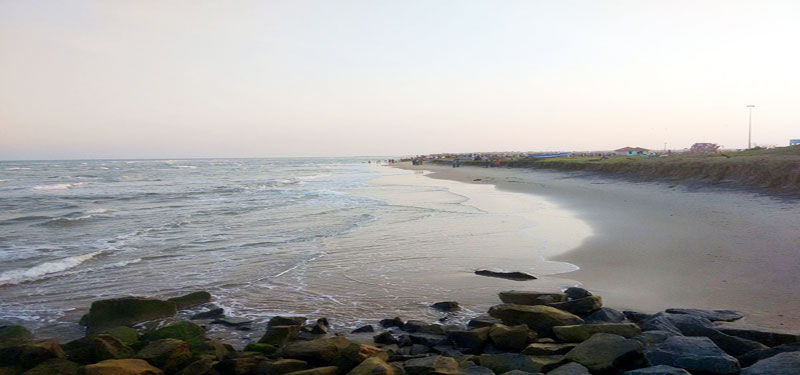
(395, 162), (800, 330)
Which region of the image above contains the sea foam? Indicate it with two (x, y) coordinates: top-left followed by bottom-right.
(0, 251), (102, 286)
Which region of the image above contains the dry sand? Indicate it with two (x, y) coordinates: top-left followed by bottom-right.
(395, 162), (800, 330)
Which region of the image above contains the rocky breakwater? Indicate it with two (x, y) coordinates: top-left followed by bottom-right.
(1, 287), (799, 375)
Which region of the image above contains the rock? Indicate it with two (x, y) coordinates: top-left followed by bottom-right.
(260, 325), (301, 346)
(633, 331), (675, 346)
(245, 343), (279, 355)
(402, 321), (443, 334)
(201, 340), (232, 361)
(564, 333), (643, 372)
(351, 326), (374, 334)
(715, 324), (800, 347)
(211, 317), (252, 327)
(740, 351), (800, 375)
(639, 312), (713, 336)
(63, 334), (133, 364)
(191, 308), (225, 320)
(498, 371), (542, 375)
(346, 357), (395, 375)
(338, 343), (388, 371)
(644, 336), (739, 374)
(546, 362), (590, 375)
(487, 304), (583, 336)
(379, 318), (404, 328)
(583, 308), (626, 323)
(21, 358), (79, 375)
(461, 365), (494, 375)
(468, 316), (503, 329)
(624, 311), (654, 324)
(478, 353), (559, 374)
(373, 332), (398, 345)
(738, 342), (800, 367)
(677, 324), (767, 357)
(81, 359), (163, 375)
(553, 323), (641, 342)
(99, 326), (140, 346)
(0, 339), (66, 369)
(269, 316), (307, 328)
(562, 288), (592, 300)
(136, 338), (191, 373)
(175, 356), (215, 375)
(308, 321), (329, 335)
(521, 343), (575, 356)
(85, 297), (177, 334)
(431, 302), (460, 312)
(216, 356), (267, 375)
(447, 327), (490, 352)
(624, 365), (691, 375)
(546, 296), (602, 315)
(498, 292), (566, 306)
(167, 291), (212, 310)
(0, 326), (33, 348)
(664, 308), (743, 322)
(488, 325), (532, 351)
(408, 333), (448, 347)
(256, 359), (309, 375)
(141, 321), (206, 350)
(284, 366), (339, 375)
(475, 270), (537, 281)
(280, 337), (359, 365)
(403, 355), (459, 375)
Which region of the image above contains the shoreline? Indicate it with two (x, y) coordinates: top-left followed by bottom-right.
(393, 162), (800, 331)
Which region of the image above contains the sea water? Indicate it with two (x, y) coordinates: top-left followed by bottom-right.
(0, 158), (590, 345)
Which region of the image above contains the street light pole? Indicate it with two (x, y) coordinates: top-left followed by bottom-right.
(747, 105), (755, 149)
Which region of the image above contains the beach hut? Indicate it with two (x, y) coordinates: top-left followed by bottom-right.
(614, 147), (650, 156)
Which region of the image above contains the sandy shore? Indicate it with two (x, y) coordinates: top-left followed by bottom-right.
(394, 162), (800, 331)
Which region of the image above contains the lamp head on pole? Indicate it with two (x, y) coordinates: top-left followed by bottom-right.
(747, 105), (755, 108)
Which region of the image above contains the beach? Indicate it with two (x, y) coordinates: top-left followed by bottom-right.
(395, 162), (800, 331)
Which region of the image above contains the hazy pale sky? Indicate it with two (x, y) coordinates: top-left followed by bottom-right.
(1, 1), (799, 159)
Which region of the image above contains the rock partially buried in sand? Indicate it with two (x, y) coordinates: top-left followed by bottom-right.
(664, 308), (742, 322)
(740, 351), (800, 375)
(85, 297), (177, 334)
(475, 270), (537, 281)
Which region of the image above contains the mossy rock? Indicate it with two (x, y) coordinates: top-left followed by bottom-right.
(141, 322), (206, 351)
(80, 358), (164, 375)
(63, 334), (133, 365)
(99, 327), (140, 347)
(0, 366), (22, 375)
(136, 338), (191, 373)
(167, 292), (212, 310)
(86, 297), (177, 334)
(21, 358), (79, 375)
(0, 326), (33, 348)
(245, 343), (278, 356)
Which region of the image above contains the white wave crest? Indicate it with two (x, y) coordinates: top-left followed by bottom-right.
(0, 251), (102, 286)
(32, 182), (86, 191)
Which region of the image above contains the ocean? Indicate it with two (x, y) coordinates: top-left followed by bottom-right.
(0, 158), (589, 345)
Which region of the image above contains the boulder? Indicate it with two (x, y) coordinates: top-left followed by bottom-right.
(373, 332), (398, 345)
(487, 304), (583, 336)
(403, 321), (444, 334)
(520, 343), (575, 356)
(552, 323), (641, 342)
(564, 333), (643, 372)
(468, 316), (503, 329)
(664, 308), (742, 322)
(624, 311), (654, 324)
(461, 365), (494, 375)
(141, 321), (206, 350)
(715, 324), (800, 347)
(245, 343), (279, 356)
(546, 362), (591, 375)
(85, 297), (177, 334)
(639, 312), (713, 336)
(623, 365), (691, 375)
(0, 326), (33, 348)
(81, 359), (163, 375)
(0, 339), (66, 369)
(174, 355), (216, 375)
(738, 342), (800, 367)
(447, 327), (490, 352)
(99, 326), (140, 346)
(475, 271), (537, 281)
(167, 291), (211, 310)
(644, 336), (739, 374)
(346, 357), (395, 375)
(216, 356), (267, 375)
(403, 355), (459, 375)
(284, 366), (339, 375)
(256, 359), (309, 375)
(488, 325), (531, 351)
(546, 296), (602, 315)
(563, 288), (592, 300)
(136, 338), (191, 373)
(478, 353), (560, 374)
(379, 318), (404, 328)
(740, 352), (800, 375)
(632, 330), (675, 347)
(408, 333), (448, 347)
(351, 326), (374, 334)
(191, 308), (225, 320)
(497, 292), (566, 306)
(583, 308), (626, 323)
(431, 302), (460, 312)
(280, 337), (357, 366)
(211, 317), (253, 328)
(64, 334), (133, 364)
(269, 317), (307, 328)
(200, 340), (232, 361)
(21, 358), (79, 375)
(260, 325), (301, 346)
(498, 371), (542, 375)
(676, 324), (767, 357)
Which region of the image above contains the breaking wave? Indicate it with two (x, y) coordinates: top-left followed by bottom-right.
(0, 251), (103, 286)
(32, 182), (86, 191)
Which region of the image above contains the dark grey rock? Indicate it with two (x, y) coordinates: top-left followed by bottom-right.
(431, 302), (460, 312)
(268, 316), (307, 327)
(624, 365), (691, 375)
(497, 291), (566, 306)
(498, 371), (543, 375)
(716, 324), (800, 347)
(211, 317), (252, 327)
(563, 287), (592, 300)
(644, 336), (739, 374)
(447, 327), (490, 351)
(462, 365), (495, 375)
(677, 324), (767, 357)
(639, 312), (713, 336)
(190, 308), (224, 320)
(351, 325), (374, 334)
(740, 351), (800, 375)
(564, 333), (643, 372)
(380, 317), (404, 328)
(738, 342), (800, 367)
(547, 362), (591, 375)
(625, 311), (654, 324)
(521, 343), (575, 356)
(633, 330), (676, 346)
(479, 353), (553, 374)
(409, 333), (448, 347)
(665, 308), (743, 322)
(468, 316), (503, 328)
(584, 307), (626, 323)
(373, 331), (398, 345)
(546, 296), (602, 315)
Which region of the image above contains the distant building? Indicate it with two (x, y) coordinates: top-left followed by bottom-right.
(690, 143), (720, 153)
(791, 139), (800, 146)
(614, 147), (650, 156)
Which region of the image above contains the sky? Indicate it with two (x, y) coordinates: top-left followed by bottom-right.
(1, 0), (799, 159)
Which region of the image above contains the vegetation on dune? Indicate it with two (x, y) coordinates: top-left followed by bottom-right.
(436, 147), (800, 193)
